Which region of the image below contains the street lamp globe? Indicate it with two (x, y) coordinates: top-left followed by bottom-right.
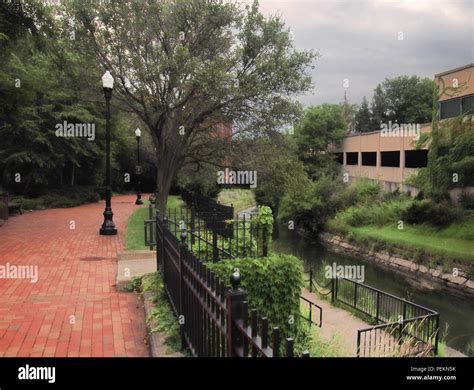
(102, 70), (114, 89)
(135, 128), (141, 137)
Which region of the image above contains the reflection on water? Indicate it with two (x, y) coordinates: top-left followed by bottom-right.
(272, 223), (474, 356)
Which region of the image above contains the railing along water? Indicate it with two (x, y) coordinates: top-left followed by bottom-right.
(332, 276), (439, 357)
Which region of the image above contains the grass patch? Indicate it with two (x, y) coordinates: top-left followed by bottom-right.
(349, 223), (474, 262)
(125, 195), (183, 251)
(217, 189), (256, 214)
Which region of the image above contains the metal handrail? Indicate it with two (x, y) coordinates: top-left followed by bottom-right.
(299, 295), (323, 327)
(338, 276), (437, 315)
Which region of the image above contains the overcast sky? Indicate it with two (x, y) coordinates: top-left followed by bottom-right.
(243, 0), (473, 107)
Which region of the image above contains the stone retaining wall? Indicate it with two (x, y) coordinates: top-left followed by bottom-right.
(320, 232), (474, 297)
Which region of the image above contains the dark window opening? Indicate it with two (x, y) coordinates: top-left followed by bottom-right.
(381, 151), (400, 167)
(462, 95), (474, 115)
(405, 150), (428, 168)
(362, 152), (376, 166)
(440, 98), (461, 119)
(346, 152), (358, 165)
(334, 153), (343, 164)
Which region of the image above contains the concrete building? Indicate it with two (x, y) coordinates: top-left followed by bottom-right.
(335, 64), (473, 195)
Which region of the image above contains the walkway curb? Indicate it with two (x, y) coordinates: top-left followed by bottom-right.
(141, 284), (182, 357)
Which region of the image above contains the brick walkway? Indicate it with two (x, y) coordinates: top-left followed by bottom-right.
(0, 195), (149, 357)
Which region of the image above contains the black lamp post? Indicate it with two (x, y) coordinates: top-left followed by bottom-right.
(135, 127), (143, 205)
(99, 70), (117, 235)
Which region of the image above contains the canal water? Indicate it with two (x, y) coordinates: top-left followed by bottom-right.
(272, 224), (474, 356)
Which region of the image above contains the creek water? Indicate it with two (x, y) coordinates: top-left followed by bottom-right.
(272, 223), (474, 356)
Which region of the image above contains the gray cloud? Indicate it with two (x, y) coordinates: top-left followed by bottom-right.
(247, 0), (473, 107)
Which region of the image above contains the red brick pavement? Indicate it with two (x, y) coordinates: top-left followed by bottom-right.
(0, 195), (149, 357)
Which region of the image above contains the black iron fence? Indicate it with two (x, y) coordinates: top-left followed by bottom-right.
(332, 277), (439, 357)
(146, 205), (268, 262)
(181, 189), (234, 238)
(304, 269), (439, 357)
(154, 212), (306, 357)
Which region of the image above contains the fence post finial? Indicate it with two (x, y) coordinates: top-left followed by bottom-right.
(180, 227), (187, 244)
(230, 268), (241, 290)
(227, 268), (246, 356)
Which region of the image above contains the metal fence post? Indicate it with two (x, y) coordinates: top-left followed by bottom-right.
(162, 217), (168, 283)
(354, 282), (358, 309)
(155, 210), (160, 270)
(262, 227), (268, 257)
(434, 314), (440, 355)
(331, 277), (335, 303)
(149, 203), (154, 250)
(375, 291), (380, 324)
(226, 270), (246, 357)
(356, 330), (361, 357)
(179, 228), (187, 351)
(212, 208), (218, 262)
(190, 206), (196, 245)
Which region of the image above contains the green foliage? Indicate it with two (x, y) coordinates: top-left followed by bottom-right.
(294, 104), (346, 180)
(354, 96), (372, 133)
(143, 273), (183, 354)
(412, 106), (474, 202)
(69, 0), (316, 212)
(207, 253), (304, 341)
(370, 75), (435, 125)
(401, 199), (462, 227)
(0, 2), (109, 195)
(253, 205), (274, 245)
(217, 189), (255, 213)
(124, 276), (142, 293)
(125, 196), (182, 251)
(14, 185), (100, 210)
(331, 197), (412, 228)
(244, 134), (310, 213)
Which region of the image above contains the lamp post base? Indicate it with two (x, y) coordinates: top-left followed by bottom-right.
(99, 209), (117, 235)
(135, 195), (143, 205)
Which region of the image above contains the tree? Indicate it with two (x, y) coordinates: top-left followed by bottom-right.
(293, 104), (346, 180)
(354, 96), (372, 133)
(0, 1), (106, 195)
(342, 91), (356, 133)
(232, 133), (309, 213)
(370, 75), (435, 126)
(69, 0), (316, 213)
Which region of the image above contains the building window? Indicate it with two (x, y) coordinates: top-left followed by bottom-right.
(462, 95), (474, 115)
(440, 98), (461, 119)
(346, 152), (358, 165)
(361, 152), (376, 166)
(381, 151), (400, 167)
(405, 150), (428, 168)
(334, 153), (343, 164)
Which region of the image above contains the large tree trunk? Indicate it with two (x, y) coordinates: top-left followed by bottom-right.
(155, 147), (179, 217)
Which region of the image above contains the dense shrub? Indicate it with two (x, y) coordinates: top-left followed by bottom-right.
(401, 199), (462, 227)
(333, 179), (381, 209)
(207, 253), (304, 341)
(279, 175), (346, 234)
(16, 185), (100, 210)
(329, 197), (412, 228)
